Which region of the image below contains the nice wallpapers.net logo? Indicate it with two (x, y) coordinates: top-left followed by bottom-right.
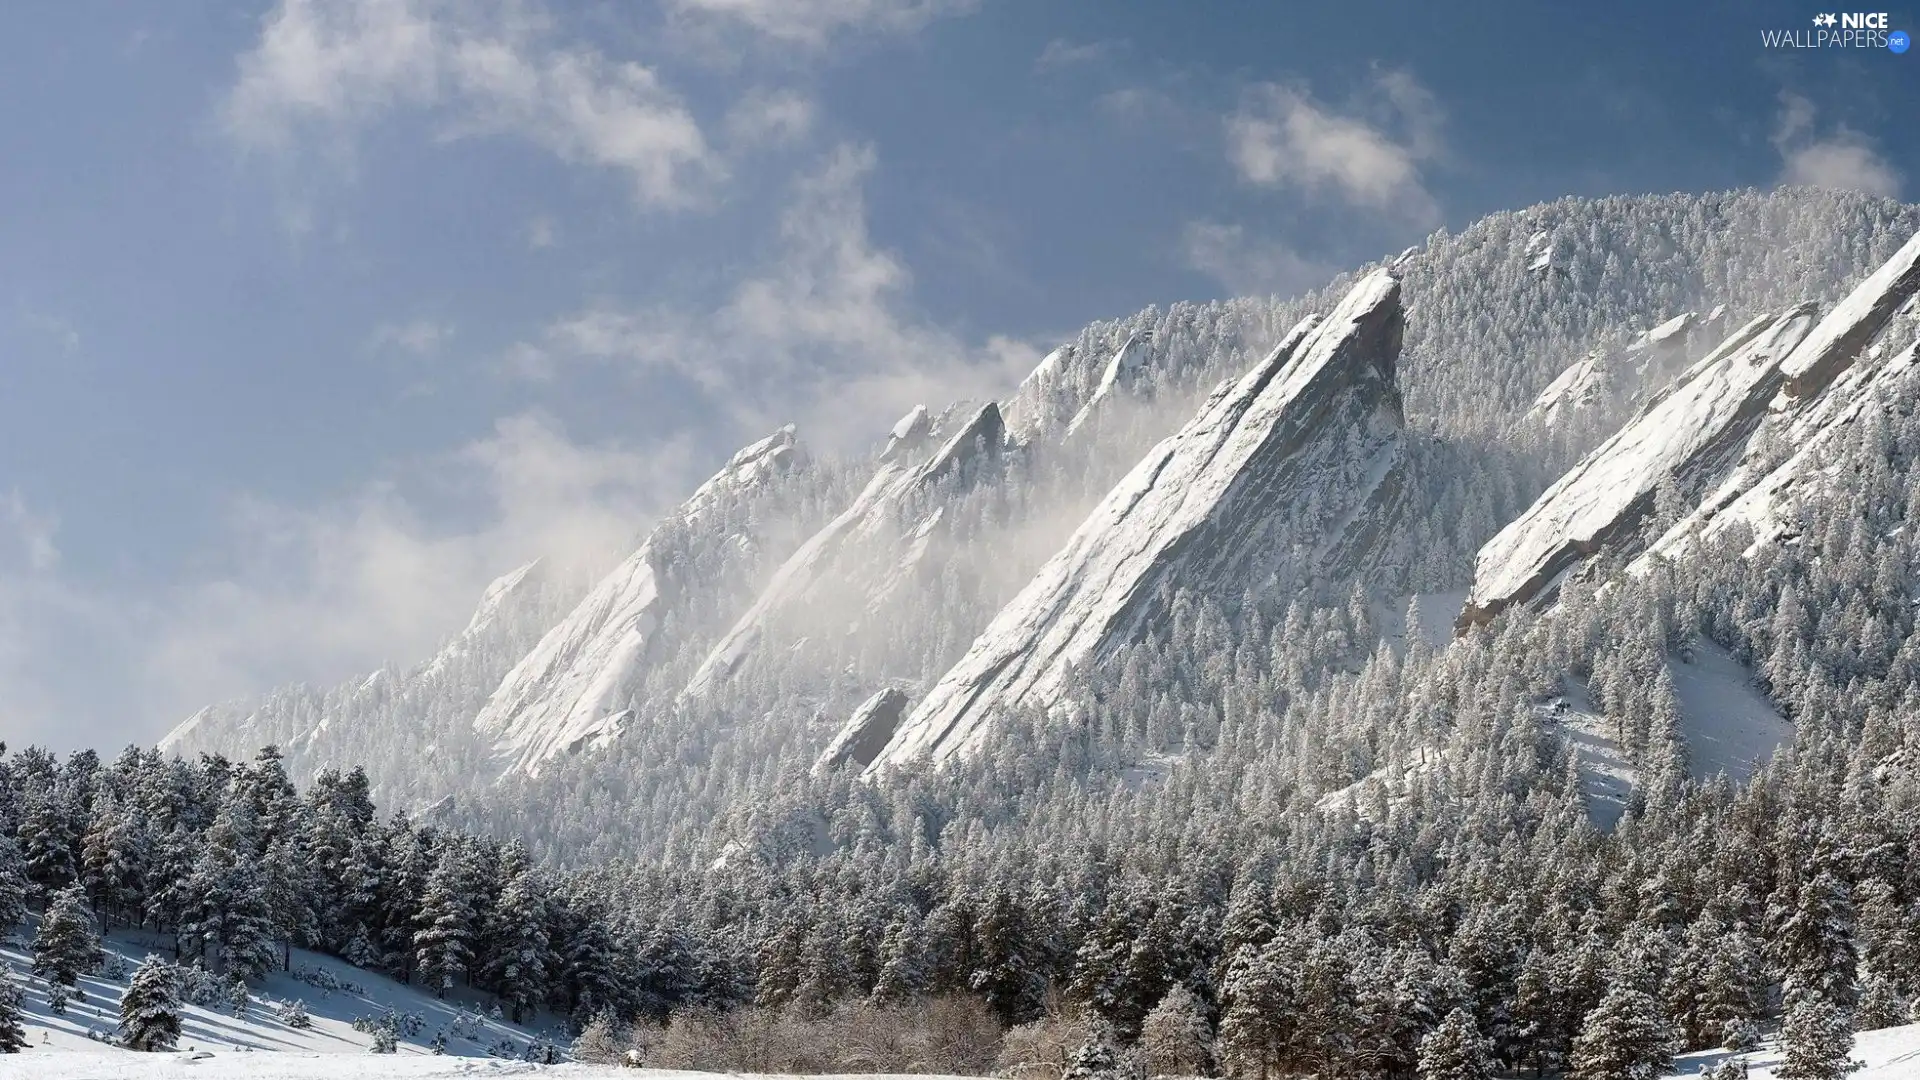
(1761, 11), (1910, 50)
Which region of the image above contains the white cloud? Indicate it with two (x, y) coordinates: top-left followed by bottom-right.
(1227, 71), (1444, 222)
(0, 492), (59, 574)
(1035, 38), (1122, 73)
(666, 0), (977, 48)
(1181, 222), (1336, 299)
(1771, 92), (1902, 198)
(513, 144), (1040, 448)
(137, 413), (698, 727)
(16, 306), (81, 354)
(370, 317), (454, 356)
(224, 0), (718, 208)
(525, 213), (557, 248)
(724, 88), (818, 147)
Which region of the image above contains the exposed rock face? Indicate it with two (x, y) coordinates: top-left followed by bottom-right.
(1064, 331), (1152, 437)
(1639, 341), (1920, 564)
(1004, 345), (1073, 438)
(870, 269), (1406, 772)
(1524, 353), (1610, 428)
(472, 428), (801, 776)
(1464, 229), (1920, 628)
(1779, 229), (1920, 399)
(814, 687), (910, 773)
(1459, 309), (1816, 628)
(680, 403), (1007, 699)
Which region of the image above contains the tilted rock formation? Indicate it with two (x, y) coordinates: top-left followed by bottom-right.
(1459, 308), (1816, 628)
(870, 268), (1407, 771)
(472, 428), (802, 775)
(680, 403), (1007, 699)
(813, 686), (910, 774)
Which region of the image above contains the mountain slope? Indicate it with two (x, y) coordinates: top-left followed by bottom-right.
(1463, 227), (1920, 627)
(872, 268), (1407, 770)
(473, 428), (803, 776)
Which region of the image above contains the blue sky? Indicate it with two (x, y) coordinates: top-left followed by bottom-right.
(0, 0), (1913, 750)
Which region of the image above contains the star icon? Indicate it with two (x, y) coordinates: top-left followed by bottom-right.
(1814, 13), (1838, 26)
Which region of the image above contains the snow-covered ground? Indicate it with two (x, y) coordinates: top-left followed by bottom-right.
(1667, 640), (1794, 780)
(1, 922), (564, 1066)
(1547, 641), (1791, 829)
(1675, 1021), (1920, 1078)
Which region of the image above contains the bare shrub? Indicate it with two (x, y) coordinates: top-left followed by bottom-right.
(641, 995), (1003, 1074)
(997, 1008), (1096, 1080)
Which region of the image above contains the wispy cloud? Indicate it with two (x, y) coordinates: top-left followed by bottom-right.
(223, 0), (718, 208)
(665, 0), (978, 49)
(723, 88), (818, 147)
(1181, 222), (1336, 299)
(1227, 69), (1445, 223)
(1034, 38), (1124, 73)
(369, 317), (454, 357)
(15, 305), (81, 354)
(1771, 91), (1902, 198)
(512, 144), (1040, 448)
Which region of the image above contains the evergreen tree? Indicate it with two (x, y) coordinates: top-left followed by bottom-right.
(31, 884), (101, 1001)
(0, 835), (27, 939)
(0, 969), (27, 1053)
(481, 860), (551, 1023)
(118, 955), (183, 1052)
(1568, 985), (1676, 1080)
(413, 841), (478, 998)
(1777, 994), (1863, 1080)
(1418, 1008), (1496, 1080)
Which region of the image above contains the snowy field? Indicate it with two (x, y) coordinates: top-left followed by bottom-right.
(8, 1024), (1920, 1079)
(1550, 641), (1792, 829)
(2, 921), (563, 1064)
(1674, 1021), (1920, 1078)
(1666, 641), (1794, 780)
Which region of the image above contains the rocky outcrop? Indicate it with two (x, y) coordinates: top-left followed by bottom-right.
(680, 404), (1007, 700)
(1459, 308), (1816, 628)
(472, 428), (802, 776)
(1064, 332), (1152, 437)
(1464, 229), (1920, 628)
(1779, 229), (1920, 399)
(869, 269), (1407, 771)
(1639, 340), (1919, 564)
(814, 687), (910, 774)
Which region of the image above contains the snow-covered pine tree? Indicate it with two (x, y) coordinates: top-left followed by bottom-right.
(1567, 984), (1676, 1080)
(31, 883), (101, 1003)
(0, 969), (27, 1053)
(118, 955), (182, 1052)
(1417, 1007), (1496, 1080)
(413, 838), (479, 998)
(0, 834), (27, 939)
(481, 855), (551, 1023)
(1777, 993), (1863, 1080)
(181, 799), (278, 981)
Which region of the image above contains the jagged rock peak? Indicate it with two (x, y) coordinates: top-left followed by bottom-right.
(1780, 228), (1920, 400)
(680, 403), (1008, 700)
(881, 405), (932, 462)
(813, 687), (911, 774)
(1460, 305), (1817, 629)
(870, 269), (1405, 772)
(1064, 330), (1154, 437)
(471, 425), (803, 777)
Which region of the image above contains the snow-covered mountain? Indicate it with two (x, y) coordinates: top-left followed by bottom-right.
(473, 428), (803, 776)
(679, 403), (1007, 702)
(154, 189), (1920, 854)
(871, 268), (1408, 770)
(1463, 228), (1920, 627)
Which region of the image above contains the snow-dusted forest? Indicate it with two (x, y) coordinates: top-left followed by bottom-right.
(11, 188), (1920, 1078)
